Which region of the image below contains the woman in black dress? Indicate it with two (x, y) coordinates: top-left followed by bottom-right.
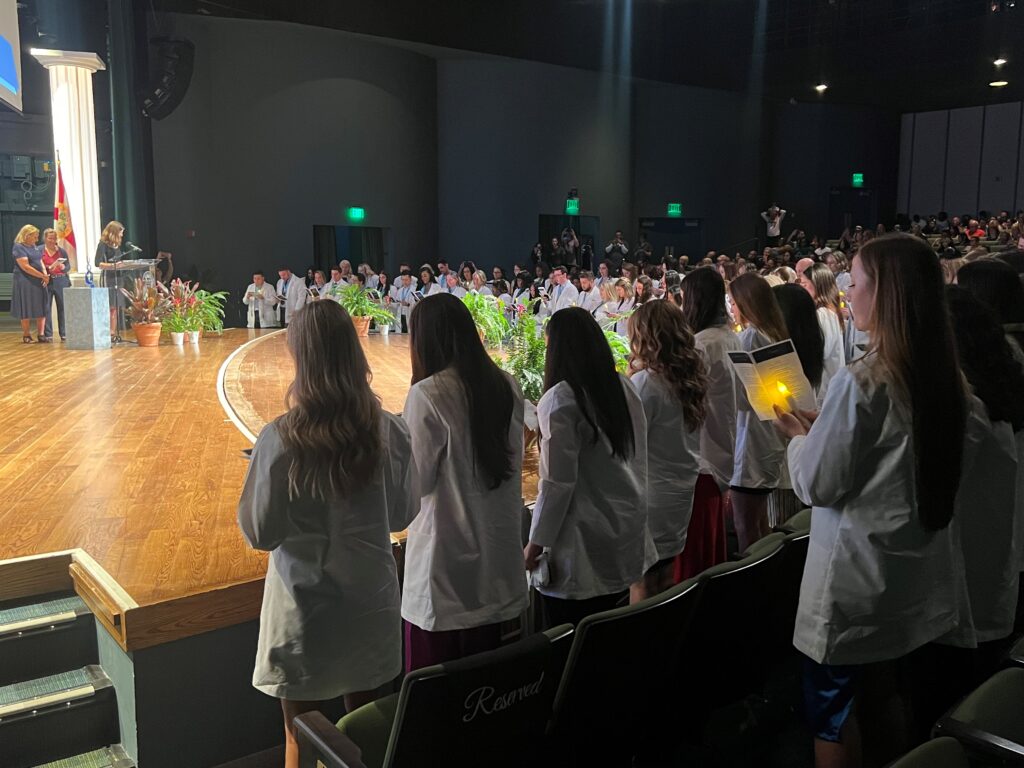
(95, 220), (125, 332)
(10, 224), (49, 343)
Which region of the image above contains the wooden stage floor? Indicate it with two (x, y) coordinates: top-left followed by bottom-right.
(1, 328), (534, 649)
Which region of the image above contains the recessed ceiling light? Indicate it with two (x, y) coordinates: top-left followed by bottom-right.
(994, 58), (1008, 66)
(990, 80), (1010, 87)
(814, 83), (828, 93)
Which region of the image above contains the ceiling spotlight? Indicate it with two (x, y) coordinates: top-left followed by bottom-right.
(814, 83), (828, 93)
(994, 58), (1008, 66)
(990, 80), (1010, 87)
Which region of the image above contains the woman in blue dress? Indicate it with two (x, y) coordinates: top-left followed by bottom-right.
(10, 224), (50, 343)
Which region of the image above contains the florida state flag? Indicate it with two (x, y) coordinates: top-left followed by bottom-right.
(53, 160), (78, 272)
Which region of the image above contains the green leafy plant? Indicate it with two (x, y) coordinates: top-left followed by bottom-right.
(194, 289), (229, 334)
(603, 328), (631, 375)
(495, 300), (547, 403)
(120, 278), (172, 325)
(330, 283), (395, 325)
(462, 291), (511, 346)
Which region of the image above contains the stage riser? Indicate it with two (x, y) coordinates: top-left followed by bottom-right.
(0, 612), (98, 688)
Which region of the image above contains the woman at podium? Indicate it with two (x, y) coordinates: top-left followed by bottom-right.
(95, 220), (126, 332)
(10, 224), (50, 343)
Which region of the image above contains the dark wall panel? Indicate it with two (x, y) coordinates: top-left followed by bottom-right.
(944, 107), (983, 215)
(908, 110), (947, 216)
(979, 101), (1022, 214)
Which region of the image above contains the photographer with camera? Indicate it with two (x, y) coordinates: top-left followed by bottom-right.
(604, 230), (629, 273)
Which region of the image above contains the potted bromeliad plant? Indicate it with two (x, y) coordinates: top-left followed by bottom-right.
(331, 283), (395, 337)
(120, 278), (172, 347)
(461, 292), (511, 347)
(166, 279), (200, 345)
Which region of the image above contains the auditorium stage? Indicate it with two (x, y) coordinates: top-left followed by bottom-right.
(0, 328), (536, 651)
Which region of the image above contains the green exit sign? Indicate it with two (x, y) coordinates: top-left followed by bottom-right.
(346, 207), (366, 222)
(666, 203), (682, 217)
(565, 198), (580, 215)
(851, 173), (864, 188)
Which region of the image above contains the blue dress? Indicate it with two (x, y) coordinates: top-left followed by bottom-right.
(10, 242), (48, 319)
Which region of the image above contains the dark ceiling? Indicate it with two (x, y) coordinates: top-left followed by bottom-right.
(130, 0), (1024, 113)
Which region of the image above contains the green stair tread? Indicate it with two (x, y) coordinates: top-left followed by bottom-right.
(0, 596), (87, 627)
(32, 746), (130, 768)
(0, 668), (92, 707)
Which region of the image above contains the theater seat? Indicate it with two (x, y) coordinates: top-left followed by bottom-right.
(299, 624), (574, 768)
(777, 506), (811, 534)
(1008, 635), (1024, 668)
(933, 667), (1024, 763)
(887, 737), (969, 768)
(547, 577), (704, 765)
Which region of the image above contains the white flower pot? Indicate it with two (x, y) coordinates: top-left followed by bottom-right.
(380, 324), (390, 337)
(187, 331), (200, 343)
(170, 332), (185, 346)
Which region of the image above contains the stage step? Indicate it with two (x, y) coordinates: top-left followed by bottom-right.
(31, 745), (134, 768)
(0, 595), (97, 688)
(0, 666), (120, 768)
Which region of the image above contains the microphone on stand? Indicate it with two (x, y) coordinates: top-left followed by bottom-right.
(124, 241), (143, 253)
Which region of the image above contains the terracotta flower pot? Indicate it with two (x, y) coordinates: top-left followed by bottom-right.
(352, 316), (372, 337)
(135, 322), (162, 347)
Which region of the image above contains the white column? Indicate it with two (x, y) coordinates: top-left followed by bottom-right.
(30, 49), (106, 277)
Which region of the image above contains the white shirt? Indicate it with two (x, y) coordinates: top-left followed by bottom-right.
(530, 376), (655, 599)
(945, 401), (1019, 645)
(816, 306), (845, 405)
(731, 327), (785, 489)
(632, 370), (702, 560)
(242, 282), (279, 328)
(276, 274), (309, 323)
(761, 209), (787, 238)
(238, 415), (417, 699)
(577, 287), (604, 316)
(471, 284), (493, 296)
(788, 360), (969, 665)
(419, 282), (444, 298)
(543, 281), (579, 316)
(442, 284), (467, 298)
(401, 369), (528, 631)
(694, 324), (741, 488)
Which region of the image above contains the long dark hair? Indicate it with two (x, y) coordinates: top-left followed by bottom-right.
(773, 284), (825, 389)
(857, 235), (967, 531)
(409, 293), (516, 489)
(277, 301), (382, 500)
(681, 267), (728, 333)
(544, 307), (634, 460)
(945, 286), (1024, 431)
(957, 258), (1024, 351)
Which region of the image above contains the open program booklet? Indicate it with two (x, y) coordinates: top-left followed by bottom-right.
(727, 339), (816, 421)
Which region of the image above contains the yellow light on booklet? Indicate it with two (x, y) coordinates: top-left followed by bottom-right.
(776, 381), (789, 395)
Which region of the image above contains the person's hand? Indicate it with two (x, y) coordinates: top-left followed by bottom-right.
(41, 274), (50, 285)
(773, 405), (818, 439)
(524, 542), (544, 572)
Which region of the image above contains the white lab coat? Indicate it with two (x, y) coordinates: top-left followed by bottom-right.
(440, 284), (467, 299)
(595, 298), (635, 336)
(242, 282), (279, 328)
(541, 282), (579, 316)
(276, 274), (309, 324)
(788, 360), (970, 665)
(731, 327), (786, 489)
(695, 324), (742, 489)
(419, 282), (444, 299)
(816, 307), (845, 405)
(238, 415), (417, 699)
(401, 369), (528, 631)
(389, 283), (416, 330)
(577, 287), (604, 316)
(944, 400), (1019, 645)
(632, 370), (702, 560)
(471, 285), (493, 297)
(530, 376), (655, 599)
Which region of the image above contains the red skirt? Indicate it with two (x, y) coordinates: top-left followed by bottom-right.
(674, 473), (728, 582)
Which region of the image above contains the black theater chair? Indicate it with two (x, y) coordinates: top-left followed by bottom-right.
(546, 577), (704, 766)
(886, 737), (970, 768)
(933, 667), (1024, 764)
(295, 624), (574, 768)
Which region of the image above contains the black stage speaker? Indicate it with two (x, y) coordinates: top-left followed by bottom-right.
(140, 37), (195, 120)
